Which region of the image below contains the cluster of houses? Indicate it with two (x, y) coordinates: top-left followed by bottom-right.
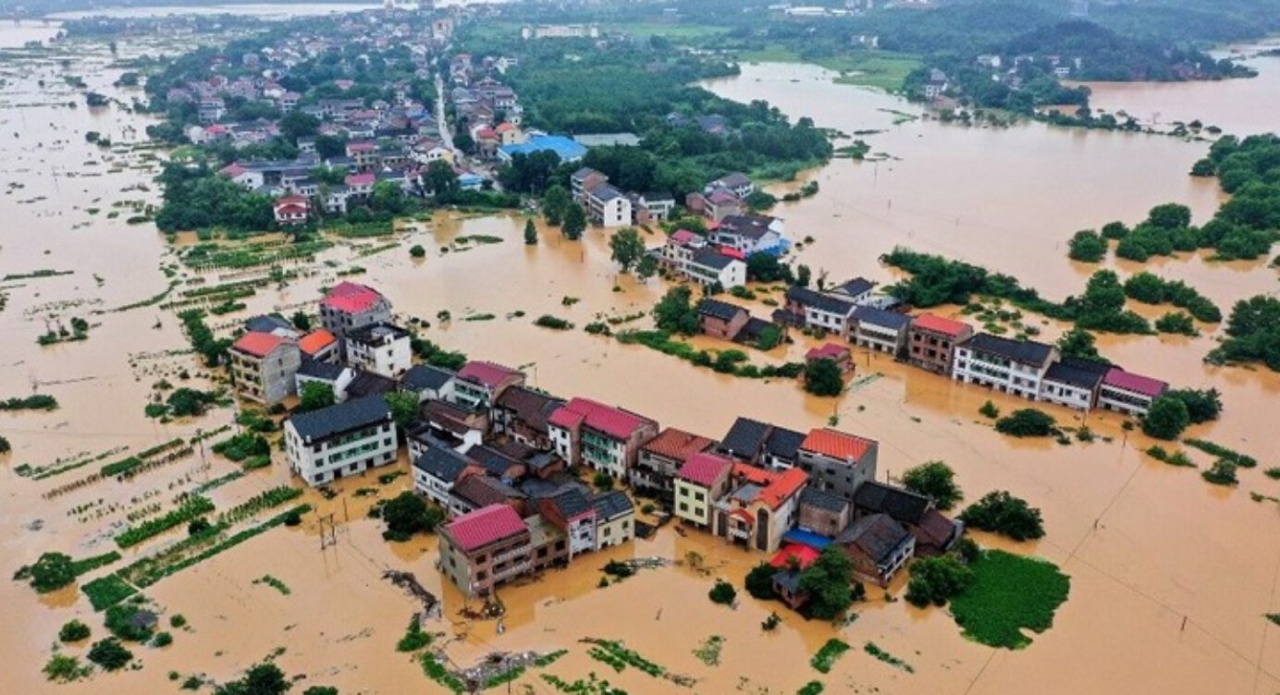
(250, 282), (965, 605)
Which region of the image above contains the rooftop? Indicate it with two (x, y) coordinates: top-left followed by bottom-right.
(677, 452), (733, 487)
(443, 504), (527, 552)
(288, 395), (389, 442)
(401, 364), (455, 393)
(719, 417), (771, 460)
(851, 305), (911, 331)
(298, 329), (337, 356)
(697, 297), (747, 322)
(692, 247), (739, 271)
(642, 427), (716, 462)
(836, 513), (912, 565)
(592, 490), (634, 520)
(549, 397), (652, 441)
(729, 464), (808, 510)
(347, 322), (410, 345)
(412, 444), (469, 483)
(1103, 367), (1169, 398)
(322, 281), (385, 314)
(457, 360), (523, 389)
(853, 481), (931, 525)
(806, 343), (847, 362)
(911, 313), (971, 338)
(800, 428), (877, 462)
(499, 135), (587, 162)
(297, 358), (346, 381)
(786, 286), (855, 317)
(769, 543), (820, 570)
(800, 487), (848, 514)
(231, 331), (290, 359)
(964, 333), (1055, 367)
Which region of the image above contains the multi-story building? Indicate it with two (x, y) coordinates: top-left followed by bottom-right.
(345, 323), (412, 378)
(1099, 367), (1169, 417)
(284, 396), (398, 486)
(796, 428), (879, 503)
(586, 184), (632, 227)
(548, 397), (659, 480)
(437, 504), (534, 598)
(835, 513), (915, 587)
(491, 385), (564, 451)
(400, 364), (456, 403)
(952, 334), (1058, 402)
(451, 361), (525, 413)
(570, 167), (609, 203)
(907, 313), (974, 375)
(674, 452), (734, 529)
(412, 443), (469, 508)
(1040, 357), (1109, 411)
(697, 298), (750, 341)
(849, 306), (910, 355)
(718, 417), (806, 470)
(229, 332), (301, 406)
(632, 427), (717, 500)
(710, 214), (787, 256)
(592, 491), (635, 550)
(712, 465), (808, 553)
(319, 281), (393, 343)
(688, 248), (747, 289)
(783, 286), (856, 338)
(538, 487), (596, 559)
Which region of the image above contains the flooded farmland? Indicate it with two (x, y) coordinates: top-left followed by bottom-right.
(0, 21), (1277, 695)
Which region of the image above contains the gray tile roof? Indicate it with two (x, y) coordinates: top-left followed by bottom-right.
(853, 482), (931, 525)
(851, 305), (911, 331)
(697, 298), (746, 322)
(800, 486), (848, 514)
(786, 286), (855, 316)
(288, 395), (390, 442)
(401, 364), (455, 392)
(836, 513), (912, 564)
(548, 487), (593, 518)
(591, 490), (634, 520)
(719, 417), (770, 460)
(692, 248), (737, 270)
(764, 427), (806, 461)
(963, 333), (1055, 367)
(413, 444), (468, 483)
(298, 358), (345, 381)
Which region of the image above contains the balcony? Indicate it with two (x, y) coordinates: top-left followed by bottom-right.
(728, 525), (751, 541)
(492, 561), (531, 581)
(492, 545), (529, 565)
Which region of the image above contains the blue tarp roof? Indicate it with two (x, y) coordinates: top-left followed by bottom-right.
(783, 528), (833, 550)
(499, 135), (587, 163)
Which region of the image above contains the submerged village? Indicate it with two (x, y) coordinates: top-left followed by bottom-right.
(2, 2), (1280, 695)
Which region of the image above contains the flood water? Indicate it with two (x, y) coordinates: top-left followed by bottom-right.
(0, 27), (1277, 695)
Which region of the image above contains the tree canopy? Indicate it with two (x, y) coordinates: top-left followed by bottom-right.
(958, 491), (1045, 541)
(901, 461), (963, 511)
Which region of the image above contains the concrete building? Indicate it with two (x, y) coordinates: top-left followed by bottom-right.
(229, 332), (301, 406)
(907, 313), (974, 375)
(548, 397), (659, 480)
(1040, 357), (1109, 411)
(437, 504), (534, 598)
(674, 452), (734, 529)
(452, 361), (525, 412)
(952, 334), (1058, 402)
(796, 428), (879, 503)
(849, 306), (911, 355)
(412, 443), (469, 509)
(319, 282), (393, 343)
(284, 396), (398, 486)
(592, 490), (635, 550)
(1099, 367), (1169, 417)
(632, 427), (717, 500)
(345, 323), (412, 378)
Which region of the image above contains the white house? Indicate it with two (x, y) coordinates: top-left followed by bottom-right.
(593, 490), (635, 550)
(295, 360), (357, 403)
(345, 323), (412, 378)
(1039, 358), (1108, 411)
(687, 248), (747, 289)
(587, 184), (633, 227)
(284, 396), (398, 486)
(952, 334), (1059, 402)
(849, 306), (910, 355)
(785, 286), (856, 337)
(412, 443), (469, 508)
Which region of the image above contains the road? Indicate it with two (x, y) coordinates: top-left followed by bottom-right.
(434, 73), (455, 154)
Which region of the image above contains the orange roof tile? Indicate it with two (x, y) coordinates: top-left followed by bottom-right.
(641, 427), (716, 462)
(911, 313), (971, 338)
(231, 331), (288, 358)
(730, 464), (808, 510)
(299, 329), (336, 355)
(800, 428), (876, 462)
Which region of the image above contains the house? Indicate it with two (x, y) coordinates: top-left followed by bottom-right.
(272, 195), (309, 226)
(229, 332), (301, 406)
(1040, 357), (1109, 411)
(797, 487), (852, 538)
(319, 282), (393, 344)
(538, 487), (596, 559)
(418, 400), (486, 453)
(770, 544), (821, 610)
(835, 513), (915, 586)
(299, 329), (339, 363)
(1099, 367), (1169, 417)
(805, 343), (853, 375)
(464, 443), (527, 482)
(686, 189), (746, 222)
(448, 475), (526, 518)
(849, 306), (910, 356)
(400, 364), (456, 403)
(345, 323), (412, 378)
(659, 229), (705, 276)
(635, 192), (675, 224)
(284, 396), (398, 487)
(717, 417), (806, 470)
(784, 286), (855, 337)
(796, 428), (879, 502)
(497, 135), (587, 164)
(412, 443), (470, 508)
(829, 277), (876, 305)
(952, 334), (1059, 402)
(593, 491), (635, 549)
(713, 465), (809, 552)
(585, 184), (633, 228)
(697, 298), (750, 341)
(706, 173), (754, 199)
(852, 481), (961, 556)
(437, 504), (534, 597)
(632, 427), (717, 500)
(907, 314), (974, 375)
(548, 397), (659, 479)
(674, 452), (734, 529)
(491, 385), (564, 451)
(452, 361), (525, 412)
(570, 167), (609, 203)
(688, 248), (747, 289)
(245, 314), (298, 339)
(711, 215), (787, 256)
(294, 359), (355, 403)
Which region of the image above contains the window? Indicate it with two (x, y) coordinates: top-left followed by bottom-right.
(695, 491), (705, 502)
(679, 502), (689, 512)
(603, 527), (611, 537)
(622, 520), (630, 530)
(476, 571), (487, 580)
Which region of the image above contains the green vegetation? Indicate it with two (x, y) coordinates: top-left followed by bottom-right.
(1184, 134), (1280, 261)
(43, 653), (91, 682)
(708, 579), (737, 605)
(1200, 460), (1239, 486)
(745, 562), (777, 600)
(1145, 446), (1197, 468)
(87, 638), (134, 671)
(809, 638), (850, 674)
(534, 314), (574, 330)
(410, 336), (468, 371)
(298, 381), (335, 412)
(803, 358), (844, 397)
(950, 550), (1070, 649)
(178, 309), (231, 367)
(958, 491), (1045, 541)
(978, 400), (1000, 419)
(254, 575), (291, 595)
(995, 409), (1057, 438)
(154, 162), (274, 234)
(105, 603), (156, 642)
(212, 433), (270, 462)
(798, 547), (856, 621)
(583, 639), (667, 679)
(1123, 272), (1221, 323)
(797, 682), (824, 695)
(213, 662), (291, 695)
(24, 552), (83, 593)
(82, 574), (138, 611)
(115, 495), (215, 548)
(59, 620), (91, 642)
(0, 394), (58, 411)
(1155, 312), (1197, 336)
(1141, 395), (1191, 441)
(1264, 468), (1280, 480)
(609, 227), (646, 272)
(0, 435), (9, 453)
(616, 329), (804, 380)
(397, 615), (433, 652)
(1183, 439), (1256, 468)
(1067, 230), (1107, 263)
(1209, 295), (1280, 372)
(692, 635), (725, 666)
(901, 460), (962, 510)
(864, 642), (914, 673)
(906, 554), (975, 607)
(380, 491), (444, 542)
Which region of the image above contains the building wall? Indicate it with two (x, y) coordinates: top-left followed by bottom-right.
(799, 502), (850, 538)
(700, 311), (748, 341)
(852, 323), (905, 355)
(231, 344), (301, 406)
(348, 334), (411, 378)
(320, 300), (393, 342)
(907, 326), (971, 375)
(797, 449), (878, 503)
(596, 512), (634, 550)
(438, 530), (531, 597)
(632, 451), (680, 496)
(675, 480), (715, 528)
(1039, 380), (1095, 411)
(285, 419), (398, 487)
(412, 468), (454, 508)
(952, 348), (1052, 402)
(1099, 386), (1156, 416)
(844, 534), (915, 587)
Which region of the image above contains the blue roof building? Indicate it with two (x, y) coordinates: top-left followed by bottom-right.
(497, 135), (587, 164)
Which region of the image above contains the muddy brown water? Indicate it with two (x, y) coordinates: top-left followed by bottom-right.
(0, 31), (1277, 694)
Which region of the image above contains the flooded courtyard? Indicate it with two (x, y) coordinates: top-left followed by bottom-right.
(0, 20), (1277, 695)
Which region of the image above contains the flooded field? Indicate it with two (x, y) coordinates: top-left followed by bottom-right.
(0, 26), (1277, 695)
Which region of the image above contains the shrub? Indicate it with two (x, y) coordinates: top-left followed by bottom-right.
(409, 244), (426, 258)
(708, 579), (737, 605)
(28, 552), (76, 593)
(105, 604), (155, 642)
(59, 620), (91, 642)
(1201, 460), (1239, 486)
(1067, 230), (1106, 262)
(798, 547), (854, 620)
(978, 400), (999, 419)
(592, 471), (614, 490)
(1155, 312), (1197, 335)
(381, 491), (444, 541)
(87, 638), (133, 671)
(901, 461), (962, 510)
(905, 554), (975, 607)
(994, 409), (1057, 437)
(43, 653), (90, 682)
(533, 314), (573, 330)
(396, 615), (432, 652)
(959, 491), (1045, 541)
(745, 562), (778, 600)
(0, 434), (10, 453)
(152, 631), (173, 647)
(1141, 395), (1190, 440)
(809, 638), (850, 674)
(170, 614), (188, 629)
(804, 358), (844, 397)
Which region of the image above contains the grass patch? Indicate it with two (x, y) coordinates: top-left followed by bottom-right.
(583, 638), (666, 678)
(810, 638), (850, 674)
(1182, 438), (1256, 468)
(82, 574), (138, 611)
(864, 642), (914, 673)
(692, 635), (724, 666)
(1144, 446), (1197, 468)
(1265, 467), (1280, 480)
(396, 615), (432, 652)
(797, 682), (824, 695)
(420, 651), (466, 693)
(950, 550), (1070, 649)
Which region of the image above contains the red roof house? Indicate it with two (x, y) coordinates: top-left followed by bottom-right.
(912, 313), (971, 337)
(677, 452), (734, 488)
(321, 282), (385, 314)
(770, 543), (820, 570)
(549, 397), (650, 441)
(800, 428), (876, 462)
(231, 331), (288, 359)
(443, 504), (526, 552)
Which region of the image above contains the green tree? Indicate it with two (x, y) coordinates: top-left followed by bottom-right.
(298, 382), (335, 413)
(1146, 202), (1192, 230)
(609, 227), (646, 272)
(708, 579), (737, 605)
(214, 662), (291, 695)
(409, 244), (426, 258)
(542, 184), (570, 226)
(0, 434), (10, 453)
(290, 311), (311, 331)
(745, 562), (778, 600)
(958, 491), (1045, 541)
(796, 264), (812, 287)
(1164, 388), (1222, 424)
(86, 639), (133, 671)
(636, 253), (658, 281)
(279, 111), (320, 143)
(523, 218), (538, 246)
(798, 547), (854, 620)
(994, 409), (1057, 437)
(1067, 230), (1107, 262)
(1141, 395), (1190, 440)
(370, 180), (406, 215)
(804, 358), (844, 397)
(745, 253), (791, 283)
(28, 552), (76, 593)
(905, 555), (975, 607)
(1056, 327), (1103, 362)
(384, 391), (419, 431)
(756, 325), (783, 350)
(380, 491), (444, 541)
(562, 203), (587, 241)
(901, 461), (962, 510)
(423, 160), (459, 199)
(653, 286), (698, 335)
(1100, 221), (1130, 239)
(59, 620), (91, 643)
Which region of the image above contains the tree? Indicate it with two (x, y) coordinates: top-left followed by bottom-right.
(279, 111), (320, 143)
(214, 662), (291, 695)
(542, 184), (570, 226)
(1100, 221), (1130, 239)
(756, 325), (783, 350)
(745, 253), (791, 283)
(1146, 202), (1192, 230)
(905, 555), (975, 607)
(381, 491), (444, 541)
(298, 382), (335, 413)
(804, 358), (844, 397)
(0, 434), (9, 453)
(653, 286), (698, 335)
(1164, 388), (1222, 424)
(423, 160), (459, 199)
(901, 461), (962, 510)
(1056, 327), (1104, 362)
(302, 688), (339, 695)
(562, 203), (587, 241)
(958, 491), (1045, 541)
(59, 620), (91, 643)
(314, 134), (346, 159)
(745, 562), (777, 600)
(290, 311), (311, 331)
(523, 218), (538, 246)
(609, 227), (646, 272)
(87, 639), (133, 671)
(1067, 230), (1107, 262)
(384, 391), (419, 430)
(978, 400), (999, 419)
(797, 547), (854, 620)
(708, 579), (737, 605)
(370, 180), (406, 215)
(636, 254), (658, 280)
(29, 552), (76, 593)
(409, 244), (426, 258)
(994, 409), (1057, 437)
(1141, 395), (1190, 440)
(796, 264), (812, 287)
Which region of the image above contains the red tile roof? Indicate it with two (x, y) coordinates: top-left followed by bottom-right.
(1103, 368), (1168, 398)
(730, 464), (808, 510)
(770, 543), (820, 569)
(800, 428), (876, 462)
(641, 427), (716, 463)
(670, 229), (699, 245)
(345, 172), (376, 186)
(805, 343), (847, 361)
(298, 329), (336, 356)
(444, 504), (526, 552)
(457, 361), (522, 389)
(677, 452), (733, 487)
(322, 282), (384, 314)
(912, 313), (971, 338)
(549, 397), (652, 441)
(231, 331), (288, 358)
